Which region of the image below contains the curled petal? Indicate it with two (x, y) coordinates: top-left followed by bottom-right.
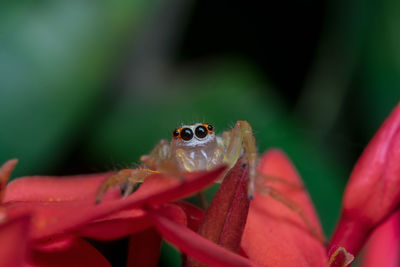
(186, 160), (250, 267)
(195, 160), (249, 249)
(330, 102), (400, 256)
(242, 149), (328, 267)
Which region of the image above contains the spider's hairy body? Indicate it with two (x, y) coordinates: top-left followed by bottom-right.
(96, 121), (258, 203)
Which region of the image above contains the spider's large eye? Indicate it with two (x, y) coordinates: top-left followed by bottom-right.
(180, 128), (193, 141)
(195, 125), (207, 138)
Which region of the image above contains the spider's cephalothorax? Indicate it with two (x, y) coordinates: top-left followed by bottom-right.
(170, 123), (218, 171)
(96, 121), (258, 203)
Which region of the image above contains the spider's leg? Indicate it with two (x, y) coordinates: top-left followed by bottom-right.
(206, 146), (224, 170)
(221, 130), (231, 148)
(222, 121), (258, 199)
(140, 139), (170, 169)
(95, 168), (158, 204)
(141, 139), (185, 178)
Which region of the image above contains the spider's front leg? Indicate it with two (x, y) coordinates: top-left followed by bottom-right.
(95, 168), (158, 204)
(222, 120), (258, 198)
(95, 140), (170, 204)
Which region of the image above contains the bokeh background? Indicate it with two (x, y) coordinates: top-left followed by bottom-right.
(1, 0), (399, 265)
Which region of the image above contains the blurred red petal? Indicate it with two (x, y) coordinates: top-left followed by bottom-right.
(359, 209), (400, 267)
(0, 159), (18, 201)
(29, 238), (110, 267)
(0, 213), (30, 267)
(148, 208), (258, 267)
(330, 102), (400, 256)
(127, 228), (162, 267)
(33, 237), (76, 252)
(241, 149), (328, 267)
(3, 167), (224, 241)
(343, 102), (400, 215)
(4, 172), (120, 202)
(77, 208), (152, 240)
(174, 201), (205, 231)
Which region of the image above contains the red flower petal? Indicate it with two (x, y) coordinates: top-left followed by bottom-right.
(4, 167), (225, 241)
(189, 159), (249, 259)
(33, 237), (77, 252)
(77, 208), (152, 240)
(359, 209), (400, 267)
(29, 238), (110, 267)
(241, 149), (328, 267)
(174, 201), (205, 231)
(147, 207), (259, 267)
(4, 172), (120, 202)
(217, 164), (249, 251)
(0, 213), (30, 267)
(127, 228), (162, 267)
(329, 102), (400, 256)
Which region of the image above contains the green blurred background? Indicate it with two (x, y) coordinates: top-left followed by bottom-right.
(1, 0), (399, 265)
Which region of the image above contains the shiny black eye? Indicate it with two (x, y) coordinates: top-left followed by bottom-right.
(180, 128), (193, 141)
(195, 126), (207, 138)
(173, 129), (180, 138)
(207, 124), (213, 131)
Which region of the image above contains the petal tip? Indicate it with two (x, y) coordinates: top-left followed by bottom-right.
(1, 159), (18, 176)
(329, 247), (354, 267)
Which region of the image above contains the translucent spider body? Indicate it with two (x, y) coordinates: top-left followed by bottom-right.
(96, 121), (258, 203)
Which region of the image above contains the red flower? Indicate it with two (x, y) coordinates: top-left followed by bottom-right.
(1, 102), (399, 267)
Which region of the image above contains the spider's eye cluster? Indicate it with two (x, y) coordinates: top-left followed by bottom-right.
(172, 124), (214, 141)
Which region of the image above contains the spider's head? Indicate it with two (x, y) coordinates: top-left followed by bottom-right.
(171, 123), (216, 148)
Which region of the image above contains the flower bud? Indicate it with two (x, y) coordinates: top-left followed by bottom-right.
(329, 102), (400, 257)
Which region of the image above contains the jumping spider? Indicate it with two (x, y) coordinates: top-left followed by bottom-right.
(95, 120), (323, 241)
(96, 121), (258, 203)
